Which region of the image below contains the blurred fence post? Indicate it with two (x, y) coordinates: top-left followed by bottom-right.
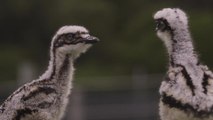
(17, 61), (36, 86)
(65, 87), (85, 120)
(132, 67), (148, 102)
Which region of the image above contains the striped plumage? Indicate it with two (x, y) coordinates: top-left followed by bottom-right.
(154, 8), (213, 120)
(0, 25), (99, 120)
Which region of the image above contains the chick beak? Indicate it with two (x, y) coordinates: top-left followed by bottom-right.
(83, 36), (99, 44)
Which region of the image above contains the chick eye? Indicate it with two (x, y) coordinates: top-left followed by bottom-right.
(157, 21), (166, 30)
(65, 33), (75, 40)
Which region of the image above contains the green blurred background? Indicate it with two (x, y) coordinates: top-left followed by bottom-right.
(0, 0), (213, 120)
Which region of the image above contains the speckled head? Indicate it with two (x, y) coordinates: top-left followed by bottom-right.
(154, 8), (188, 32)
(51, 25), (99, 57)
(153, 8), (190, 52)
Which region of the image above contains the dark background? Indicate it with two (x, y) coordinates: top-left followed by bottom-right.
(0, 0), (213, 120)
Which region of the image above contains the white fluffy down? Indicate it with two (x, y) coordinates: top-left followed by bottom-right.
(56, 25), (89, 36)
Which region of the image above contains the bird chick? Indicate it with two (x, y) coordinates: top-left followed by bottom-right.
(154, 8), (213, 120)
(0, 25), (99, 120)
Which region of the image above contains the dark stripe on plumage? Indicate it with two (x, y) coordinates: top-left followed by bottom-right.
(37, 101), (53, 109)
(58, 55), (70, 78)
(12, 108), (38, 120)
(0, 107), (5, 113)
(168, 55), (195, 95)
(53, 33), (87, 48)
(50, 47), (57, 80)
(161, 92), (193, 112)
(170, 55), (175, 67)
(164, 74), (171, 82)
(21, 87), (56, 101)
(177, 65), (196, 96)
(161, 92), (213, 118)
(202, 73), (209, 94)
